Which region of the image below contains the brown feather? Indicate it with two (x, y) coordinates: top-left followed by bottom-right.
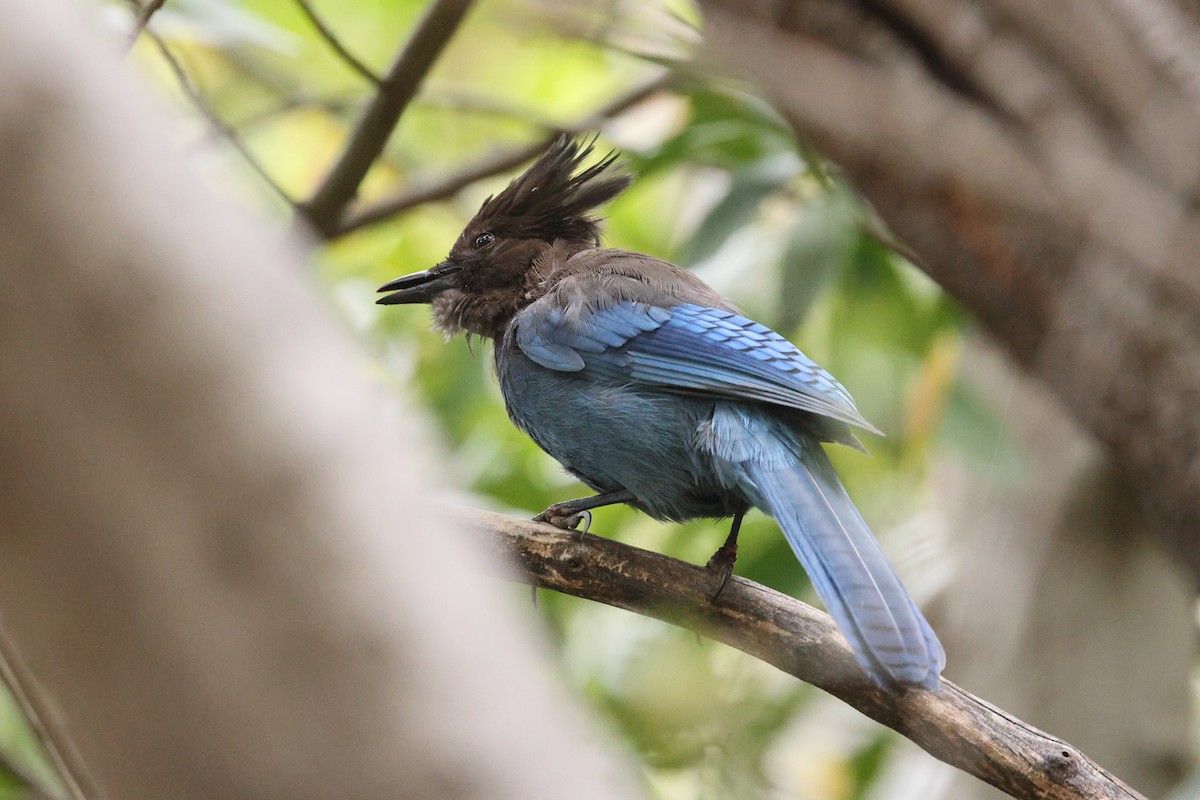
(429, 137), (636, 339)
(465, 135), (630, 245)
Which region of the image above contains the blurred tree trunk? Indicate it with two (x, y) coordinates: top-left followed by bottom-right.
(935, 340), (1191, 798)
(701, 0), (1200, 588)
(0, 1), (636, 798)
(698, 4), (1200, 794)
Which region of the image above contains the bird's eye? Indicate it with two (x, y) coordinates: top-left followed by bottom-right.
(473, 232), (495, 249)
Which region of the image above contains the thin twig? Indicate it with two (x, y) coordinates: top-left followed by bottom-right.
(195, 94), (357, 144)
(144, 30), (296, 209)
(334, 139), (547, 238)
(0, 628), (93, 800)
(123, 0), (165, 56)
(463, 508), (1146, 800)
(332, 73), (673, 238)
(298, 0), (476, 236)
(419, 87), (559, 127)
(211, 46), (302, 99)
(292, 0), (381, 85)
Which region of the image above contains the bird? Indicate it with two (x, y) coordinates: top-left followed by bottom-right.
(377, 136), (945, 690)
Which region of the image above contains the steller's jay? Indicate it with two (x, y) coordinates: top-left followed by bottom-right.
(377, 137), (945, 689)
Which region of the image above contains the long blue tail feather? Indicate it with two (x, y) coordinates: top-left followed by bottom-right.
(742, 446), (944, 689)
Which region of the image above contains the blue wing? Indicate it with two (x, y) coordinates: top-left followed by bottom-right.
(515, 301), (879, 433)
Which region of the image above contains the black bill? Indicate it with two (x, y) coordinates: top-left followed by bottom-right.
(376, 263), (460, 305)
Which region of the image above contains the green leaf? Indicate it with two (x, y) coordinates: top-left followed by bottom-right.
(679, 155), (800, 265)
(776, 189), (858, 332)
(939, 381), (1024, 483)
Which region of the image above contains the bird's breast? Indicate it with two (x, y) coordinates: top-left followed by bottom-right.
(493, 341), (746, 521)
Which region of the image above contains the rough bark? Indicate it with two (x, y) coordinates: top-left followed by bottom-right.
(700, 0), (1200, 586)
(467, 509), (1144, 800)
(0, 1), (635, 798)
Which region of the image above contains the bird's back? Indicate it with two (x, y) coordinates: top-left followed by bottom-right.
(534, 248), (736, 315)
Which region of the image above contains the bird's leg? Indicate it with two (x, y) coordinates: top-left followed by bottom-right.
(533, 489), (636, 534)
(707, 510), (744, 601)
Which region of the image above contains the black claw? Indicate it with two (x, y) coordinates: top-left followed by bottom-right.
(706, 510), (745, 602)
(708, 555), (735, 602)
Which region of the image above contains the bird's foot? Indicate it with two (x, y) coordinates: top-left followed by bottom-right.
(531, 490), (634, 538)
(534, 505), (593, 537)
(705, 542), (738, 602)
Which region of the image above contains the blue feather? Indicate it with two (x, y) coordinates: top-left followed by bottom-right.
(379, 148), (945, 688)
(498, 292), (941, 688)
(702, 405), (944, 687)
(514, 301), (879, 433)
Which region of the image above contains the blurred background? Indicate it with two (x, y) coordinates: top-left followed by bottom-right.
(2, 1), (1192, 798)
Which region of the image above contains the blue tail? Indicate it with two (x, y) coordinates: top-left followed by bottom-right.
(740, 442), (944, 689)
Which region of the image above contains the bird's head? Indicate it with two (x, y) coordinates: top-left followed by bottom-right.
(376, 136), (630, 339)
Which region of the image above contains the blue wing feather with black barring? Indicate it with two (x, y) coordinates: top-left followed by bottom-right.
(515, 301), (880, 433)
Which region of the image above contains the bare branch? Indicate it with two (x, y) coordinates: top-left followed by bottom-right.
(123, 0), (165, 56)
(419, 87), (559, 127)
(220, 93), (358, 137)
(335, 140), (545, 237)
(299, 0), (476, 237)
(292, 0), (381, 85)
(466, 508), (1146, 800)
(332, 73), (673, 238)
(144, 31), (296, 210)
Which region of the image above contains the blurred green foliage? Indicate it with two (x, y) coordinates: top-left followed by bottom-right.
(0, 1), (1025, 798)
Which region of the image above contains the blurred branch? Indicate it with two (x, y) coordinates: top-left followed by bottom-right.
(465, 508), (1146, 800)
(144, 30), (296, 209)
(699, 0), (1200, 586)
(292, 0), (381, 85)
(0, 630), (92, 800)
(123, 0), (164, 55)
(298, 0), (476, 237)
(332, 73), (673, 238)
(418, 87), (559, 127)
(854, 200), (920, 265)
(0, 2), (639, 795)
(211, 47), (303, 99)
(223, 93), (358, 136)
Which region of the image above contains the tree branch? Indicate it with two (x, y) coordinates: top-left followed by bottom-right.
(463, 507), (1146, 800)
(331, 73), (672, 238)
(292, 0), (381, 85)
(298, 0), (475, 237)
(144, 30), (296, 209)
(123, 0), (164, 55)
(699, 0), (1200, 587)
